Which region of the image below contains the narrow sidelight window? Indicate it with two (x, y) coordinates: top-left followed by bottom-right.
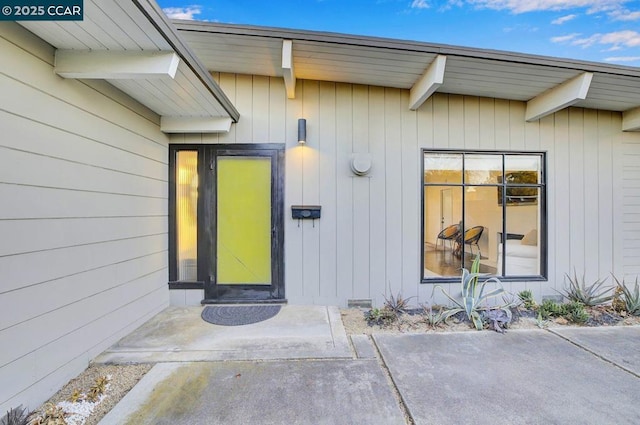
(175, 151), (198, 281)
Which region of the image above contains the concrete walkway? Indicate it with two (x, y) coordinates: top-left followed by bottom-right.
(97, 307), (640, 425)
(375, 328), (640, 425)
(95, 305), (351, 363)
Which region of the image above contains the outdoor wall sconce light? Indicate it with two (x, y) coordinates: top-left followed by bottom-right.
(298, 118), (306, 144)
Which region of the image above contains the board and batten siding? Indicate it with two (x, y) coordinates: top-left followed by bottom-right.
(622, 130), (640, 277)
(170, 74), (635, 306)
(0, 22), (170, 412)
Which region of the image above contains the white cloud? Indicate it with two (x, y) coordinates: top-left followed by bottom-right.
(552, 14), (577, 24)
(163, 6), (202, 20)
(553, 30), (640, 49)
(571, 34), (601, 47)
(609, 9), (640, 21)
(550, 33), (581, 43)
(464, 0), (629, 14)
(604, 56), (640, 62)
(599, 30), (640, 47)
(411, 0), (430, 8)
(503, 23), (539, 33)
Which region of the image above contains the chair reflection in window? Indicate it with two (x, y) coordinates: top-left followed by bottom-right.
(436, 224), (460, 253)
(453, 226), (484, 258)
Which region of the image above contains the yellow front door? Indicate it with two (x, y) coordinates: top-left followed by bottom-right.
(216, 156), (272, 285)
(204, 145), (284, 302)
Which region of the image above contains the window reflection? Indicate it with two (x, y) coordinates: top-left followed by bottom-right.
(424, 153), (462, 184)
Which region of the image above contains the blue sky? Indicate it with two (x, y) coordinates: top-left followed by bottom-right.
(158, 0), (640, 66)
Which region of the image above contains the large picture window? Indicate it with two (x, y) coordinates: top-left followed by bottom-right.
(422, 150), (546, 281)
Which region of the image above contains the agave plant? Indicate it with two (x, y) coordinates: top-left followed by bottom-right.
(421, 303), (446, 328)
(382, 291), (414, 315)
(560, 270), (613, 306)
(434, 255), (512, 330)
(612, 275), (640, 315)
(1, 405), (32, 425)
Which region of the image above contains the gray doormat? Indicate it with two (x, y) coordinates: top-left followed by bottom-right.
(201, 305), (281, 326)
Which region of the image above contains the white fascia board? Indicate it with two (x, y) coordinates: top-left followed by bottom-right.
(623, 107), (640, 131)
(55, 50), (180, 79)
(525, 72), (593, 122)
(160, 116), (233, 133)
(409, 55), (447, 111)
(282, 39), (296, 99)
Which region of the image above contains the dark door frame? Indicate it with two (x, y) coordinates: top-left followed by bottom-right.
(168, 143), (285, 303)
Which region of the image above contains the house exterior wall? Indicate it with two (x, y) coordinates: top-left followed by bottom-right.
(0, 22), (170, 412)
(171, 73), (639, 307)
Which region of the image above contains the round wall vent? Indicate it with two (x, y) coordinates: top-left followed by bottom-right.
(350, 154), (372, 176)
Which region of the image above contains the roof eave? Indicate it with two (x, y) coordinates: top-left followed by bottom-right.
(174, 20), (640, 79)
(134, 1), (240, 122)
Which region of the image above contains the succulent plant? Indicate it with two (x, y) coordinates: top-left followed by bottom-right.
(434, 255), (514, 330)
(612, 275), (640, 316)
(421, 304), (446, 328)
(560, 270), (613, 306)
(29, 403), (67, 425)
(1, 405), (33, 425)
(67, 389), (83, 403)
(382, 292), (413, 315)
(518, 290), (536, 309)
(564, 302), (590, 324)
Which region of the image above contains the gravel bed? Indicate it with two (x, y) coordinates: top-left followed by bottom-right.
(340, 306), (640, 335)
(31, 363), (152, 425)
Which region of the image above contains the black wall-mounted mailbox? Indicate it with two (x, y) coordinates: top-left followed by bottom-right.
(291, 205), (321, 219)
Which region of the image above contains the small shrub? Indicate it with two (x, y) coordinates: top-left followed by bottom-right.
(612, 275), (640, 316)
(560, 270), (613, 306)
(365, 307), (396, 327)
(1, 405), (32, 425)
(518, 290), (536, 310)
(538, 299), (590, 324)
(538, 299), (565, 320)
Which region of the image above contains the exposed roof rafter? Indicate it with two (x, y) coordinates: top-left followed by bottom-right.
(623, 107), (640, 132)
(525, 72), (593, 122)
(55, 50), (180, 80)
(409, 55), (447, 110)
(282, 39), (296, 99)
(160, 116), (233, 133)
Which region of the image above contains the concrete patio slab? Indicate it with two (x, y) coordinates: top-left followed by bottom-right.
(374, 330), (640, 425)
(550, 326), (640, 376)
(98, 360), (405, 425)
(94, 305), (351, 363)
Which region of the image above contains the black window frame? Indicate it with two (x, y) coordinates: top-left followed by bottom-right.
(421, 149), (548, 284)
(168, 145), (205, 289)
(168, 143), (286, 299)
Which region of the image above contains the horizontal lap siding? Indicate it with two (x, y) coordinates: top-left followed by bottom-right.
(0, 23), (169, 411)
(170, 73), (633, 307)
